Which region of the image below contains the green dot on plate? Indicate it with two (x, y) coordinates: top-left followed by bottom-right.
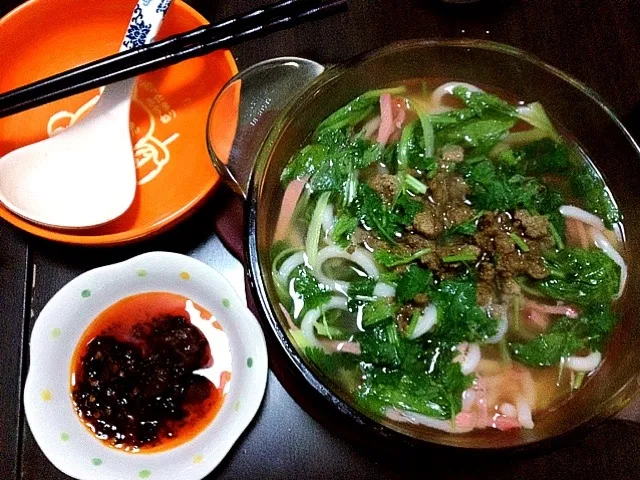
(60, 432), (69, 442)
(50, 327), (61, 339)
(233, 400), (241, 411)
(92, 458), (103, 466)
(81, 289), (91, 298)
(247, 357), (253, 368)
(139, 470), (151, 479)
(136, 269), (147, 277)
(222, 298), (230, 308)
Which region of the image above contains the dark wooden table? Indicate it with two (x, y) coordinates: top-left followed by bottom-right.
(2, 0), (640, 478)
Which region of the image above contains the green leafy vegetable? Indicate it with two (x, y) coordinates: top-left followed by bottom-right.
(510, 332), (584, 367)
(374, 247), (432, 268)
(331, 211), (358, 248)
(534, 248), (621, 306)
(571, 165), (621, 229)
(280, 144), (330, 185)
(452, 86), (518, 119)
(361, 298), (398, 328)
(458, 156), (543, 211)
(436, 118), (516, 151)
(511, 138), (620, 229)
(429, 279), (498, 344)
(348, 278), (377, 298)
(289, 266), (331, 321)
(315, 86), (407, 135)
(356, 342), (472, 420)
(514, 138), (571, 175)
(353, 184), (423, 243)
(510, 303), (618, 367)
(396, 265), (433, 303)
(516, 102), (560, 140)
(443, 213), (482, 238)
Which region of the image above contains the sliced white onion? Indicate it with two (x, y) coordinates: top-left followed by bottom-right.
(313, 245), (379, 292)
(322, 203), (334, 236)
(565, 350), (602, 372)
(500, 403), (518, 419)
(385, 407), (472, 434)
(300, 296), (349, 349)
(516, 399), (535, 429)
(430, 82), (485, 113)
(485, 314), (508, 344)
(454, 343), (482, 375)
(373, 282), (396, 298)
(559, 205), (605, 232)
(277, 251), (306, 284)
(362, 115), (381, 140)
(591, 229), (627, 297)
(409, 304), (438, 339)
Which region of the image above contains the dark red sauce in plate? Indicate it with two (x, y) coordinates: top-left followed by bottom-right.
(70, 292), (229, 453)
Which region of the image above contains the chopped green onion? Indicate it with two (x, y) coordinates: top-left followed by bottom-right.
(571, 371), (586, 390)
(442, 249), (478, 263)
(305, 192), (332, 267)
(499, 338), (512, 366)
(405, 174), (427, 194)
(509, 232), (530, 252)
(374, 247), (432, 268)
(512, 294), (522, 332)
(408, 98), (434, 158)
(548, 222), (565, 250)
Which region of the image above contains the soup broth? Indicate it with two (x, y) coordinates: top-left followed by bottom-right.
(272, 79), (625, 433)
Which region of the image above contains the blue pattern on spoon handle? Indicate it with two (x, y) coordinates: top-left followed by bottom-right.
(121, 0), (174, 51)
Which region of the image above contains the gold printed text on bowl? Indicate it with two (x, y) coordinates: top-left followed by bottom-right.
(44, 80), (179, 186)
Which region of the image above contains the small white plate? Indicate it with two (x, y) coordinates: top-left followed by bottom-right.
(24, 251), (268, 480)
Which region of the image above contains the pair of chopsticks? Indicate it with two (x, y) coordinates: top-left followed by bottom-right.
(0, 0), (347, 118)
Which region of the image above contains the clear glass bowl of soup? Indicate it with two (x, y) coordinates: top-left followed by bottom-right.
(208, 39), (640, 449)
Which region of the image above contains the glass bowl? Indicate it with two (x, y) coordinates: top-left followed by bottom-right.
(208, 39), (640, 449)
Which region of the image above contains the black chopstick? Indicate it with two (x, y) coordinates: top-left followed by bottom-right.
(0, 0), (347, 118)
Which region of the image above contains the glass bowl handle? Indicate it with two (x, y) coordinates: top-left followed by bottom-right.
(206, 57), (325, 199)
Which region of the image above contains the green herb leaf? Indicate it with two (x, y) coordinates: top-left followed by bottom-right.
(281, 144), (329, 184)
(535, 248), (621, 306)
(396, 265), (433, 303)
(315, 86), (407, 135)
(510, 303), (618, 367)
(436, 118), (516, 150)
(289, 266), (331, 320)
(373, 247), (432, 268)
(356, 346), (472, 420)
(452, 86), (518, 119)
(510, 332), (584, 367)
(429, 278), (498, 344)
(331, 212), (358, 248)
(362, 298), (398, 328)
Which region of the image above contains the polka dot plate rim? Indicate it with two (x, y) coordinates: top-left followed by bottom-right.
(24, 251), (268, 480)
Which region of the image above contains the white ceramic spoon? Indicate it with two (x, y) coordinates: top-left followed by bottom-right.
(0, 0), (172, 229)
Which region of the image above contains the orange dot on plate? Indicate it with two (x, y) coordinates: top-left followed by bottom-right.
(179, 271), (190, 280)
